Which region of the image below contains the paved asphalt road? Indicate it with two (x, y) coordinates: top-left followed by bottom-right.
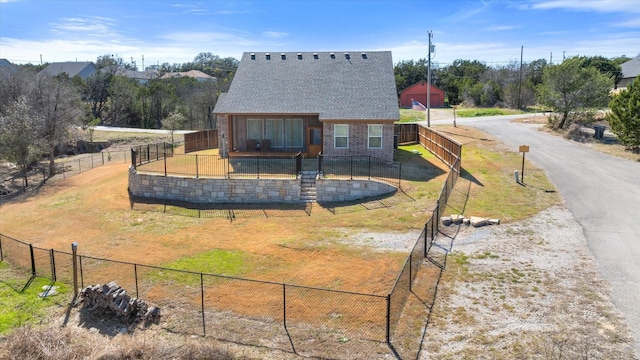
(430, 114), (640, 356)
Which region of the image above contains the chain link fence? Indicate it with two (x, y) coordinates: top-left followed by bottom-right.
(1, 123), (461, 358)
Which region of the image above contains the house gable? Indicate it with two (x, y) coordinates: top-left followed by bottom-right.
(620, 56), (640, 88)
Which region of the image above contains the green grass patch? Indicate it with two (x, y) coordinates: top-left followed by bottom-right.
(456, 108), (524, 118)
(0, 264), (68, 335)
(145, 249), (251, 286)
(399, 109), (428, 123)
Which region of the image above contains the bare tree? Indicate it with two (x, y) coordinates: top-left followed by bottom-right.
(31, 74), (83, 174)
(162, 111), (185, 148)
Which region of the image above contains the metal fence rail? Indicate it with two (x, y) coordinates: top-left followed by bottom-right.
(318, 155), (402, 188)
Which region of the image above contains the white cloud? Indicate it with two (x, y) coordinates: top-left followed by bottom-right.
(611, 17), (640, 28)
(529, 0), (640, 14)
(262, 31), (288, 39)
(484, 25), (519, 31)
(50, 16), (119, 38)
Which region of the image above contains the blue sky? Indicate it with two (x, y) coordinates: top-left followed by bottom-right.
(1, 0), (639, 68)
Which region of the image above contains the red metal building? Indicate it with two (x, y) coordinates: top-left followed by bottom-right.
(399, 80), (445, 108)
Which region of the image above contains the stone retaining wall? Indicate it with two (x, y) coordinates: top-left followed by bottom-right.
(128, 167), (396, 204)
(316, 178), (396, 203)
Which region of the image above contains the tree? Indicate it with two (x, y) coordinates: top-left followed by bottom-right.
(436, 59), (488, 105)
(580, 56), (623, 86)
(105, 76), (137, 126)
(608, 76), (640, 152)
(162, 111), (185, 148)
(31, 73), (83, 174)
(537, 57), (613, 129)
(0, 97), (45, 186)
(394, 59), (428, 94)
(83, 70), (112, 119)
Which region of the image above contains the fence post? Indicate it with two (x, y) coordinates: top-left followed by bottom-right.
(50, 249), (56, 282)
(134, 264), (139, 297)
(386, 293), (391, 345)
(195, 154), (199, 178)
(317, 153), (322, 173)
(101, 152), (105, 165)
(29, 244), (36, 276)
(200, 273), (206, 337)
(283, 283), (287, 330)
(398, 163), (402, 189)
(90, 154), (94, 169)
(350, 156), (353, 180)
(295, 152), (302, 175)
(71, 242), (79, 303)
(368, 156), (371, 180)
(164, 152), (167, 177)
(0, 234), (3, 261)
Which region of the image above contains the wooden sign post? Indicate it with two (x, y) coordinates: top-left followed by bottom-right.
(519, 145), (529, 184)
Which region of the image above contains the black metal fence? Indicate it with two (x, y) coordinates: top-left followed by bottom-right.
(0, 150), (131, 199)
(318, 155), (402, 188)
(131, 151), (302, 179)
(130, 142), (174, 168)
(131, 147), (402, 188)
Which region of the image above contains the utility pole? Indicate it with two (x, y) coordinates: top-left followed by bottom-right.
(427, 30), (433, 127)
(518, 45), (523, 109)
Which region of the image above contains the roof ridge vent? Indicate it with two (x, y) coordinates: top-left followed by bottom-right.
(361, 52), (367, 59)
(297, 52), (302, 60)
(313, 53), (319, 59)
(281, 53), (286, 60)
(330, 52), (335, 59)
(344, 52), (350, 60)
(265, 53), (271, 60)
(250, 53), (255, 60)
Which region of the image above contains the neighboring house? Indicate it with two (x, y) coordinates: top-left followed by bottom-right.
(619, 56), (640, 89)
(41, 61), (97, 80)
(116, 67), (159, 84)
(399, 80), (445, 108)
(0, 58), (17, 73)
(161, 70), (216, 82)
(213, 51), (399, 161)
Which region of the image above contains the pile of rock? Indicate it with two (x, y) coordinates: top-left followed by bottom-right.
(441, 214), (500, 228)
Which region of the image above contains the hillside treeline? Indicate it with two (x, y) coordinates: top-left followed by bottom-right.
(394, 55), (630, 108)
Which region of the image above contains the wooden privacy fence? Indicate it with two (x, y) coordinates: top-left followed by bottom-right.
(394, 123), (419, 144)
(394, 123), (462, 173)
(184, 129), (218, 153)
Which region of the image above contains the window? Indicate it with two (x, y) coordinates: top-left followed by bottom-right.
(247, 119), (262, 141)
(368, 124), (383, 148)
(266, 119), (284, 147)
(264, 118), (303, 148)
(334, 124), (348, 148)
(286, 118), (303, 147)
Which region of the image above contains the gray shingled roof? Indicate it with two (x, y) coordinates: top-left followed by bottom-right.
(621, 56), (640, 79)
(213, 51), (399, 121)
(41, 62), (97, 79)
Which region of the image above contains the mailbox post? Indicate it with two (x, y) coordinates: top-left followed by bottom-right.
(519, 145), (529, 184)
